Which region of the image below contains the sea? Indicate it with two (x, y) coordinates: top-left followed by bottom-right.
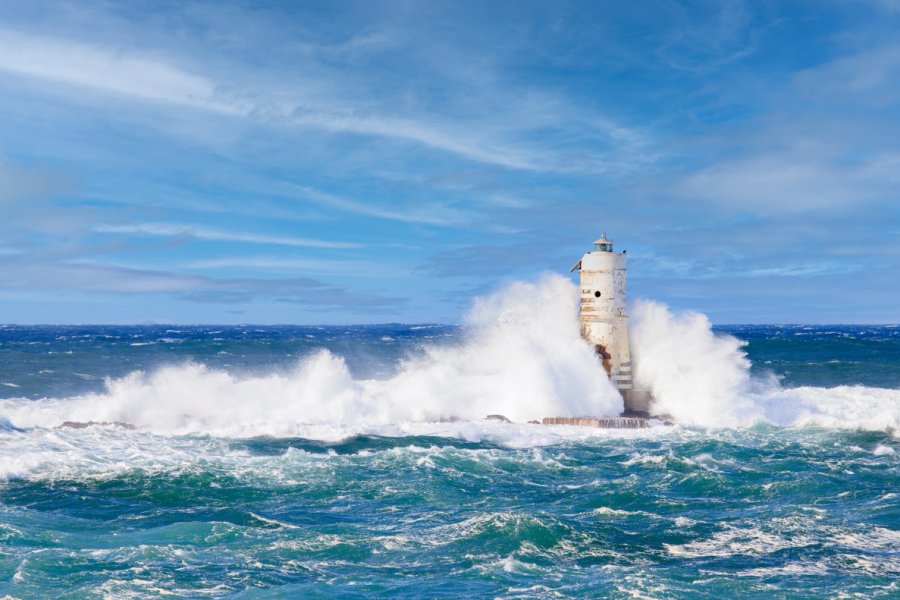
(0, 276), (898, 598)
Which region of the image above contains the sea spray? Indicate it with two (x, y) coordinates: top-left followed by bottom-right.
(1, 275), (898, 437)
(629, 299), (900, 432)
(630, 299), (759, 425)
(0, 275), (621, 436)
(2, 283), (898, 599)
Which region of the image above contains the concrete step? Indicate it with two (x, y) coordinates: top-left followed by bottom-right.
(542, 416), (648, 429)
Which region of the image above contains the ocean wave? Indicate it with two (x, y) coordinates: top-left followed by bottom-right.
(0, 276), (621, 437)
(630, 299), (900, 432)
(0, 276), (897, 440)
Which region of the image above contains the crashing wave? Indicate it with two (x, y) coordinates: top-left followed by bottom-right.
(0, 275), (897, 438)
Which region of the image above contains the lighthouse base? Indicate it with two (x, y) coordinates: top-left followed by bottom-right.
(542, 416), (648, 429)
(535, 386), (663, 431)
(621, 389), (653, 417)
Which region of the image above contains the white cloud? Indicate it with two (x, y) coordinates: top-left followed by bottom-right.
(0, 27), (650, 174)
(0, 28), (246, 114)
(0, 160), (72, 205)
(184, 256), (404, 277)
(293, 185), (467, 226)
(292, 112), (548, 172)
(2, 260), (209, 294)
(793, 43), (900, 98)
(0, 257), (403, 307)
(94, 223), (362, 249)
(743, 263), (857, 278)
(675, 148), (900, 214)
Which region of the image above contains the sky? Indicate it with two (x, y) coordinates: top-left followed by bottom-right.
(0, 0), (898, 324)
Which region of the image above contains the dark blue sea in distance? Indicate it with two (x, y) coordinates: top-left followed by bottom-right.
(1, 323), (898, 598)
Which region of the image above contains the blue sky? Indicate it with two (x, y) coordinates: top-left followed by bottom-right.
(0, 0), (897, 324)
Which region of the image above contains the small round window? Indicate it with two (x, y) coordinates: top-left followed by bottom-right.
(594, 291), (602, 297)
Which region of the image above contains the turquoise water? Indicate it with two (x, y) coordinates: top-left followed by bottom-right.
(1, 323), (898, 598)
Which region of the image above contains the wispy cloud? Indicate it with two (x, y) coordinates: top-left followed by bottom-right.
(648, 2), (759, 72)
(0, 257), (404, 308)
(742, 263), (860, 278)
(0, 2), (897, 323)
(3, 259), (209, 294)
(293, 185), (466, 226)
(0, 27), (243, 114)
(184, 256), (405, 277)
(669, 40), (900, 216)
(676, 153), (861, 213)
(0, 25), (651, 174)
(94, 223), (361, 249)
(0, 160), (73, 205)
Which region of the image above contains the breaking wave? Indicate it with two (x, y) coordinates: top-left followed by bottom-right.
(0, 276), (621, 438)
(631, 299), (900, 432)
(0, 275), (897, 438)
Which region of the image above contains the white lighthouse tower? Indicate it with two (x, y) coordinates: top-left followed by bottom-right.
(571, 233), (651, 415)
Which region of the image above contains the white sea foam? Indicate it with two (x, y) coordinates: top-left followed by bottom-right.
(664, 525), (815, 558)
(0, 276), (620, 438)
(631, 300), (758, 426)
(630, 299), (900, 432)
(0, 275), (898, 440)
(873, 445), (895, 456)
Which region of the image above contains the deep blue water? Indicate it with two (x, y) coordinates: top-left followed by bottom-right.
(0, 324), (898, 598)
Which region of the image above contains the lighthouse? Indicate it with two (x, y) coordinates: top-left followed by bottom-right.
(570, 233), (651, 416)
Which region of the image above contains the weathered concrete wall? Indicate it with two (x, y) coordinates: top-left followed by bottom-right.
(578, 250), (634, 394)
(542, 416), (647, 429)
(621, 390), (652, 415)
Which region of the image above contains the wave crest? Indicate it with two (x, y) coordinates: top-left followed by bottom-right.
(0, 275), (897, 437)
(630, 300), (900, 432)
(0, 275), (621, 436)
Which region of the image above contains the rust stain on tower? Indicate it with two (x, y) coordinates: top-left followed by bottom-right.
(539, 232), (658, 428)
(570, 233), (653, 416)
